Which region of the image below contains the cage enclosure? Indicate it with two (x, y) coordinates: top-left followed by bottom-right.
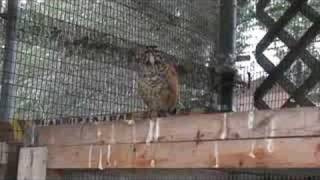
(1, 0), (320, 179)
(0, 0), (225, 124)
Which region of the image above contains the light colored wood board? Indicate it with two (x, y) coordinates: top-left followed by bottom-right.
(37, 107), (320, 146)
(47, 137), (320, 169)
(156, 113), (225, 142)
(0, 142), (8, 165)
(17, 147), (48, 180)
(37, 121), (149, 145)
(143, 137), (320, 168)
(227, 107), (319, 139)
(37, 114), (225, 146)
(47, 144), (135, 169)
(38, 123), (112, 146)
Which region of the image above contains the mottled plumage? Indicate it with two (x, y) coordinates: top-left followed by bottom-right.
(129, 46), (179, 117)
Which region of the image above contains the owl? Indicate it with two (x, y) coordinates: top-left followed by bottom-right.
(128, 46), (181, 118)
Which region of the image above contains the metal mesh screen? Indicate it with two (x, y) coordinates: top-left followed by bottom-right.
(0, 0), (319, 120)
(0, 0), (219, 122)
(0, 0), (320, 179)
(2, 0), (318, 120)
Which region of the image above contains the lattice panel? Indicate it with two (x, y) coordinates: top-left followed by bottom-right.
(254, 0), (320, 109)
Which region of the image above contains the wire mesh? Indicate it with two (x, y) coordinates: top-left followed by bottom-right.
(2, 0), (318, 121)
(0, 0), (319, 179)
(0, 0), (219, 122)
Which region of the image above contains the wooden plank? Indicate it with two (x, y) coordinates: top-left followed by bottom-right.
(37, 113), (225, 146)
(37, 107), (320, 146)
(0, 142), (8, 165)
(17, 147), (48, 180)
(47, 137), (320, 169)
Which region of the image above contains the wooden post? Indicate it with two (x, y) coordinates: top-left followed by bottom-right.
(17, 147), (48, 180)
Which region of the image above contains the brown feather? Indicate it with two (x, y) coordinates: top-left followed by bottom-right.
(130, 46), (180, 116)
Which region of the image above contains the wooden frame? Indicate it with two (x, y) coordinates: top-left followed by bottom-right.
(33, 107), (320, 169)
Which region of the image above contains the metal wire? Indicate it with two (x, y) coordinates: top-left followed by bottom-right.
(0, 0), (319, 179)
(2, 0), (317, 120)
(0, 0), (219, 122)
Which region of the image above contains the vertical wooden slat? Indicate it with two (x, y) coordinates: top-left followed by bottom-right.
(17, 147), (48, 180)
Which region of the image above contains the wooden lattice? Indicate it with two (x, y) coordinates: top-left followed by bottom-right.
(254, 0), (320, 109)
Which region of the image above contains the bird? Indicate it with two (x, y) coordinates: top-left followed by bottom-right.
(128, 46), (185, 118)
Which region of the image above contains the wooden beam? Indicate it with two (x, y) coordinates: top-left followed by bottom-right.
(47, 137), (320, 169)
(0, 142), (8, 165)
(34, 107), (320, 169)
(17, 147), (48, 180)
(37, 107), (320, 146)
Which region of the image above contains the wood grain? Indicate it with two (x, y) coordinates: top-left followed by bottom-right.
(34, 107), (320, 169)
(17, 147), (47, 180)
(37, 107), (320, 146)
(47, 137), (320, 169)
